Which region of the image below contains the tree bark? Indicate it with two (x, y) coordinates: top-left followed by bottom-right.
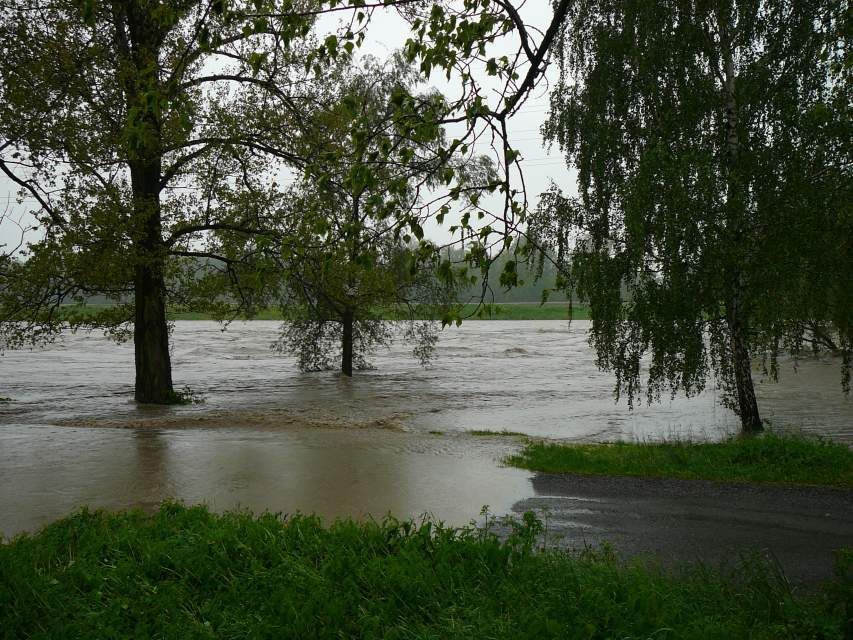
(116, 2), (174, 403)
(340, 193), (360, 377)
(726, 295), (762, 432)
(718, 6), (761, 433)
(341, 307), (354, 376)
(131, 162), (174, 403)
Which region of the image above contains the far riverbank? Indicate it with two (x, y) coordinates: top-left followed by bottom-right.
(59, 302), (592, 321)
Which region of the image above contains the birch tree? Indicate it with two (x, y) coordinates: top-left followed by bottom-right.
(536, 0), (850, 432)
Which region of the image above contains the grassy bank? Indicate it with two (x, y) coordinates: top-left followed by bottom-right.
(60, 302), (590, 322)
(454, 302), (590, 321)
(506, 433), (853, 488)
(1, 504), (849, 639)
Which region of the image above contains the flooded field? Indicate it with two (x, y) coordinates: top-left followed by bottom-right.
(1, 320), (850, 537)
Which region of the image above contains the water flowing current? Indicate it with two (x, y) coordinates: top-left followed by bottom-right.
(1, 320), (849, 538)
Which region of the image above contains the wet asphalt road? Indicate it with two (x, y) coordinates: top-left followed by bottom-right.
(512, 473), (853, 584)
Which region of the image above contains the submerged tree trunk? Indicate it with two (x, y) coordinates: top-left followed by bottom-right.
(131, 163), (173, 403)
(341, 307), (354, 377)
(133, 262), (173, 403)
(340, 193), (360, 377)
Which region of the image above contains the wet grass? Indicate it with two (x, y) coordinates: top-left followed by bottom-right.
(456, 302), (590, 321)
(469, 429), (529, 437)
(506, 432), (853, 488)
(164, 385), (205, 405)
(168, 308), (283, 320)
(60, 302), (590, 322)
(1, 504), (849, 639)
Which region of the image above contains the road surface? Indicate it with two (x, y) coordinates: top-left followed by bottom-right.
(511, 473), (853, 583)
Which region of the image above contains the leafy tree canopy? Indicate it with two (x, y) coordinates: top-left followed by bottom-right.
(534, 0), (850, 431)
(0, 0), (573, 401)
(268, 56), (488, 374)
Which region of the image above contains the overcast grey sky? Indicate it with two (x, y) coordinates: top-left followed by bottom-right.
(0, 0), (576, 254)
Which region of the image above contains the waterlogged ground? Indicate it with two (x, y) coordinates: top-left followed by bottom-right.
(0, 425), (532, 539)
(1, 320), (850, 538)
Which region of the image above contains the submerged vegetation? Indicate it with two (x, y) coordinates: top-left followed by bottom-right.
(0, 2), (848, 633)
(1, 504), (849, 639)
(469, 429), (528, 437)
(164, 385), (205, 406)
(507, 433), (853, 488)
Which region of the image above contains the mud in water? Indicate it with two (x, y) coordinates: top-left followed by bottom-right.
(0, 320), (850, 537)
(2, 320), (849, 440)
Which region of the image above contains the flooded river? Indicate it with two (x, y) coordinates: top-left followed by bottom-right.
(1, 320), (850, 538)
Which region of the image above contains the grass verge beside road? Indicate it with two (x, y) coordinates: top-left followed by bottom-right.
(1, 504), (849, 639)
(506, 433), (853, 488)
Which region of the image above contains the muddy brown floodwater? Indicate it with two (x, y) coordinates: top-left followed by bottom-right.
(1, 320), (850, 539)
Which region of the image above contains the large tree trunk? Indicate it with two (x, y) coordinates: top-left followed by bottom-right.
(116, 2), (174, 403)
(133, 261), (173, 403)
(340, 194), (360, 377)
(341, 307), (354, 377)
(131, 162), (173, 404)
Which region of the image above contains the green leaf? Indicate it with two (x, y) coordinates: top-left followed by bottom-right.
(324, 35), (338, 57)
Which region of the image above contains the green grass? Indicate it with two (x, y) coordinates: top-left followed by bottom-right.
(1, 504), (849, 639)
(60, 302), (589, 322)
(469, 429), (529, 437)
(506, 432), (853, 488)
(168, 308), (285, 321)
(457, 302), (590, 321)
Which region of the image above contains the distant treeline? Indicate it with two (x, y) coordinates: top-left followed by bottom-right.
(440, 245), (571, 304)
(61, 250), (574, 309)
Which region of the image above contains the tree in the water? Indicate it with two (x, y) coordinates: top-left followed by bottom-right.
(274, 234), (451, 375)
(0, 0), (576, 399)
(0, 0), (326, 402)
(271, 58), (490, 375)
(534, 0), (850, 432)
